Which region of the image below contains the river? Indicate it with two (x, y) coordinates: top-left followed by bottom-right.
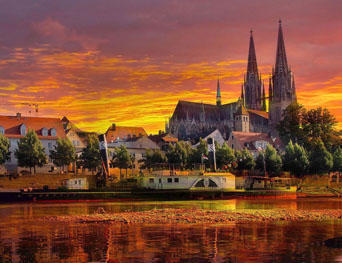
(1, 198), (342, 262)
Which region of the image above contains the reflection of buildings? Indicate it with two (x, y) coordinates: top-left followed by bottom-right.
(168, 21), (297, 142)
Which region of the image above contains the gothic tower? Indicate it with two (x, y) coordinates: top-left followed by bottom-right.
(216, 77), (221, 106)
(244, 30), (262, 110)
(269, 20), (297, 134)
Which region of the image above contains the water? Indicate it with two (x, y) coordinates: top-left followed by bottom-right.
(2, 199), (342, 262)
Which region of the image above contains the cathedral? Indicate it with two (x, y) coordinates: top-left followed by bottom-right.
(168, 20), (297, 141)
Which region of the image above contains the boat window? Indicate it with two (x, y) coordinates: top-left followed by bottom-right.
(75, 180), (77, 184)
(174, 178), (179, 183)
(208, 179), (218, 187)
(222, 178), (226, 183)
(167, 178), (172, 183)
(195, 179), (205, 187)
(149, 178), (154, 183)
(159, 178), (161, 183)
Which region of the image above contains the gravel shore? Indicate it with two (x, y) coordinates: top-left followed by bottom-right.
(41, 208), (342, 224)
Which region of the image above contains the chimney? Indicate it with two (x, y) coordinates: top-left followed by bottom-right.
(16, 113), (21, 119)
(111, 123), (116, 131)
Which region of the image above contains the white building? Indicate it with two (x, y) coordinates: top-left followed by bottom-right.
(0, 113), (66, 173)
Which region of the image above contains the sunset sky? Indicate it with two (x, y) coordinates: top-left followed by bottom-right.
(0, 0), (341, 134)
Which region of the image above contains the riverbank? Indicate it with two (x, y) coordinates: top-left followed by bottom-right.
(41, 208), (342, 224)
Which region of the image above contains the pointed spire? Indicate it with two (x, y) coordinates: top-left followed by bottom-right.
(216, 75), (222, 106)
(268, 76), (273, 103)
(241, 83), (245, 106)
(292, 73), (297, 101)
(247, 29), (258, 76)
(275, 19), (289, 74)
(262, 81), (267, 112)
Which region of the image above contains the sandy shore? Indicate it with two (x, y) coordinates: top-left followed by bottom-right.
(41, 208), (342, 224)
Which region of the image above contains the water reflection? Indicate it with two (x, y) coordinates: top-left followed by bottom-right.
(1, 199), (342, 262)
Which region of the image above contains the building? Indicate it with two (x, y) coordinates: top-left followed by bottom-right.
(106, 123), (147, 143)
(107, 136), (160, 169)
(227, 131), (283, 158)
(168, 21), (296, 141)
(149, 132), (178, 151)
(0, 113), (66, 173)
(190, 129), (225, 148)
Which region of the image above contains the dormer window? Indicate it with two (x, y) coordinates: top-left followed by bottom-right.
(42, 128), (48, 136)
(50, 128), (57, 136)
(0, 126), (4, 135)
(20, 124), (26, 136)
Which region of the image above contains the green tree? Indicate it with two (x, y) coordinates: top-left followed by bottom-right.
(215, 142), (236, 170)
(50, 138), (76, 173)
(277, 102), (306, 145)
(189, 138), (208, 165)
(140, 148), (167, 169)
(111, 145), (132, 178)
(309, 139), (333, 174)
(14, 129), (47, 174)
(166, 141), (192, 168)
(0, 133), (10, 165)
(79, 134), (102, 174)
(282, 141), (309, 177)
(256, 144), (282, 175)
(333, 147), (342, 179)
(302, 107), (340, 152)
(235, 148), (255, 171)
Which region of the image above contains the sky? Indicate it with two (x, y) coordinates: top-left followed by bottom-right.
(0, 0), (341, 134)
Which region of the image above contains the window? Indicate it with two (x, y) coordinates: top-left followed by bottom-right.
(77, 141), (80, 146)
(159, 178), (162, 183)
(149, 178), (154, 183)
(174, 178), (179, 183)
(20, 124), (26, 136)
(48, 143), (52, 149)
(75, 180), (77, 184)
(0, 126), (4, 135)
(232, 144), (234, 149)
(167, 178), (172, 183)
(79, 180), (81, 185)
(50, 128), (57, 136)
(42, 128), (48, 136)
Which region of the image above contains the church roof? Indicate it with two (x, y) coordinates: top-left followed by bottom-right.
(235, 103), (249, 116)
(248, 109), (269, 119)
(172, 100), (222, 121)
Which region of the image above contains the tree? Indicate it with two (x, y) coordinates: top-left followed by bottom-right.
(166, 141), (192, 169)
(256, 144), (282, 175)
(332, 147), (342, 177)
(0, 133), (10, 165)
(277, 102), (306, 145)
(139, 149), (167, 169)
(302, 107), (340, 152)
(309, 139), (333, 174)
(50, 138), (76, 173)
(189, 138), (208, 165)
(215, 142), (236, 170)
(79, 134), (102, 174)
(14, 129), (47, 174)
(282, 141), (309, 177)
(235, 149), (255, 171)
(111, 145), (132, 178)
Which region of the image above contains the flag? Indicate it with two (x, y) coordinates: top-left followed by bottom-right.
(202, 154), (209, 160)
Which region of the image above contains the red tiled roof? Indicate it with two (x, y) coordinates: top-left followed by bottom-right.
(248, 109), (269, 119)
(0, 114), (66, 139)
(106, 124), (147, 142)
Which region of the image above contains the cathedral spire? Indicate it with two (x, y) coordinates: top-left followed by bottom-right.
(275, 19), (289, 74)
(292, 73), (297, 100)
(268, 75), (273, 103)
(241, 83), (245, 105)
(216, 76), (221, 106)
(247, 29), (258, 76)
(261, 81), (267, 112)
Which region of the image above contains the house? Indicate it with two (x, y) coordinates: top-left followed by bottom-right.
(0, 113), (66, 173)
(190, 129), (225, 148)
(227, 131), (283, 158)
(149, 132), (178, 151)
(106, 123), (147, 143)
(107, 136), (160, 169)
